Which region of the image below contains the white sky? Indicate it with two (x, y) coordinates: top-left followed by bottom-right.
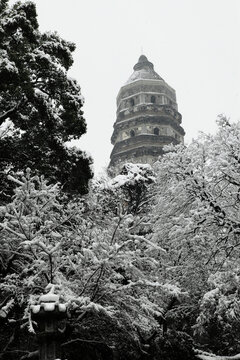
(15, 0), (240, 174)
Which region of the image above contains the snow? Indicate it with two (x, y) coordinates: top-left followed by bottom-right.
(161, 283), (184, 297)
(0, 119), (16, 138)
(34, 49), (52, 63)
(34, 88), (49, 99)
(31, 305), (40, 314)
(39, 293), (59, 303)
(126, 68), (162, 84)
(129, 234), (166, 252)
(102, 163), (155, 189)
(0, 57), (18, 73)
(201, 288), (219, 303)
(196, 351), (240, 360)
(31, 302), (67, 314)
(42, 302), (56, 312)
(58, 304), (67, 312)
(30, 285), (67, 314)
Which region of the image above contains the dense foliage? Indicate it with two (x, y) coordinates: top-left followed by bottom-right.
(3, 117), (240, 358)
(0, 165), (189, 359)
(0, 0), (92, 202)
(151, 116), (240, 355)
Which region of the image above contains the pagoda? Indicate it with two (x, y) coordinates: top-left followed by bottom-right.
(109, 55), (185, 173)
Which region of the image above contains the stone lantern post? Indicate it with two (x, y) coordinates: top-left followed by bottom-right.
(31, 290), (67, 360)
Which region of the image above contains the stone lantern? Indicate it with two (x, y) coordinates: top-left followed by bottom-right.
(31, 290), (67, 360)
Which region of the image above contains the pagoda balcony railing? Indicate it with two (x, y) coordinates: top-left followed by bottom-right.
(111, 134), (178, 157)
(116, 104), (182, 124)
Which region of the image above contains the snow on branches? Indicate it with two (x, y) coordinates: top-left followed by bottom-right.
(0, 0), (92, 199)
(151, 116), (240, 353)
(0, 166), (183, 337)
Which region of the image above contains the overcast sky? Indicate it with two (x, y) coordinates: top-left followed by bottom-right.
(16, 0), (240, 174)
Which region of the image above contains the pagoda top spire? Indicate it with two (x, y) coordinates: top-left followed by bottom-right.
(126, 54), (163, 84)
(133, 54), (153, 70)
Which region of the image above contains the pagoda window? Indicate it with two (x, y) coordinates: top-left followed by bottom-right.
(130, 130), (135, 137)
(154, 127), (159, 135)
(130, 98), (135, 106)
(151, 95), (156, 104)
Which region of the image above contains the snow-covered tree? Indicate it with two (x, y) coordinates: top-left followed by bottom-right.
(108, 163), (156, 214)
(195, 265), (240, 354)
(0, 167), (188, 359)
(151, 116), (240, 353)
(0, 0), (92, 203)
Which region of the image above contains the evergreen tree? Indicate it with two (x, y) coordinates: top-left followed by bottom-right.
(0, 0), (93, 202)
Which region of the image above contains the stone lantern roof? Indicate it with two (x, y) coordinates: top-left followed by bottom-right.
(31, 287), (67, 315)
(126, 54), (163, 84)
